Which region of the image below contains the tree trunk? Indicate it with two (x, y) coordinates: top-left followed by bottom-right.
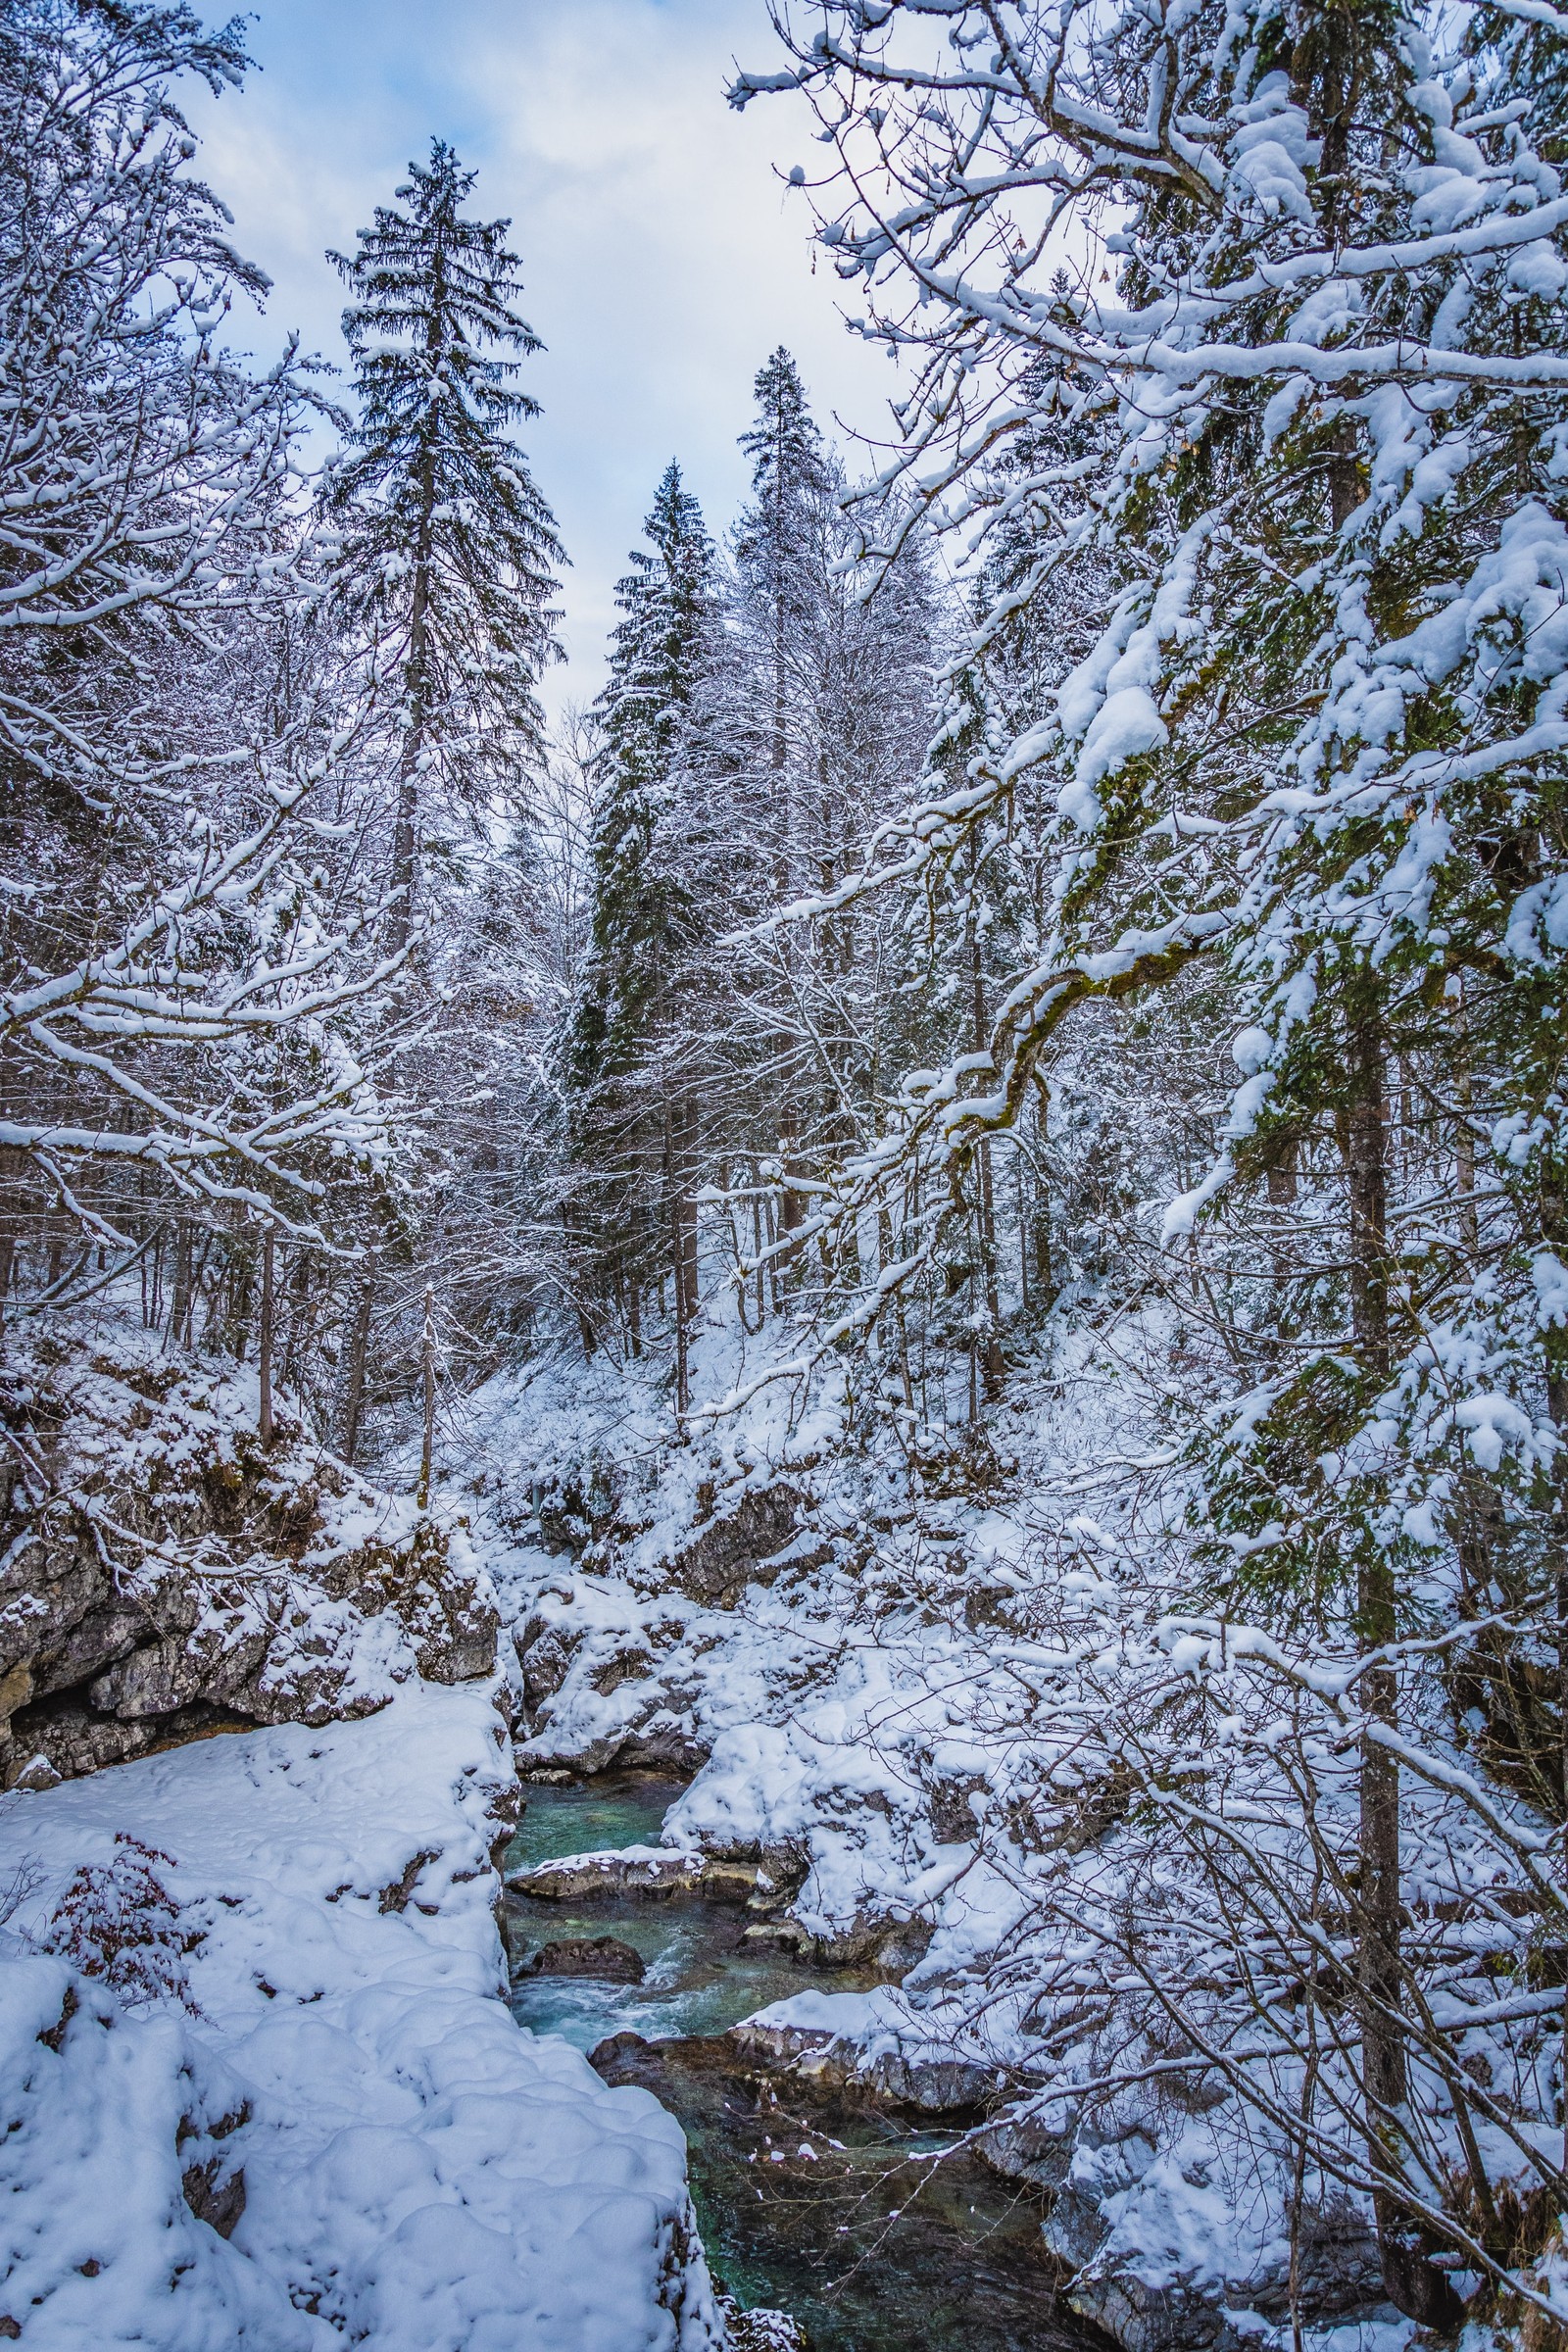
(967, 858), (1004, 1396)
(1345, 998), (1460, 2326)
(259, 1230), (275, 1446)
(418, 1283), (437, 1507)
(663, 1104), (690, 1419)
(1453, 982), (1478, 1253)
(387, 449), (436, 953)
(1538, 1204), (1568, 2172)
(340, 1262), (375, 1465)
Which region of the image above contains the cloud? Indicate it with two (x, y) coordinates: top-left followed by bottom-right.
(188, 0), (901, 715)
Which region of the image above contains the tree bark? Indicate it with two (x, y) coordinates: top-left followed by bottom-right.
(340, 1262), (374, 1465)
(663, 1103), (690, 1420)
(259, 1230), (275, 1446)
(388, 437), (436, 952)
(969, 855), (1004, 1396)
(1345, 995), (1461, 2326)
(418, 1283), (437, 1507)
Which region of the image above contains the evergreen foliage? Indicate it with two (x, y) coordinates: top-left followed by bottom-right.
(569, 460), (717, 1088)
(325, 140), (564, 942)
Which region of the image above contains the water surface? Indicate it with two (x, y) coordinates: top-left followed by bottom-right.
(504, 1774), (872, 2049)
(503, 1774), (1100, 2352)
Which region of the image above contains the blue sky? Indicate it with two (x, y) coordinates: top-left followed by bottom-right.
(187, 0), (900, 714)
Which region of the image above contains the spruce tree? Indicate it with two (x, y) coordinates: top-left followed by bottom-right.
(737, 347), (827, 815)
(568, 460), (716, 1088)
(324, 141), (563, 945)
(564, 462), (718, 1390)
(733, 352), (831, 1243)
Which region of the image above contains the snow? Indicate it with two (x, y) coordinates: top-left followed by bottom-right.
(736, 1987), (903, 2041)
(0, 1685), (720, 2351)
(451, 1293), (1566, 2339)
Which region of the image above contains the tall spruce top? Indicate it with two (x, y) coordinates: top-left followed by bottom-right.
(323, 137), (563, 785)
(740, 347), (826, 507)
(565, 460), (717, 1092)
(600, 459), (716, 793)
(330, 140), (544, 460)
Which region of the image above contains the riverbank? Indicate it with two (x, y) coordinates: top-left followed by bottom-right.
(0, 1687), (720, 2349)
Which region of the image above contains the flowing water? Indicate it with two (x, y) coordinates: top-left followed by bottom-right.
(503, 1775), (1100, 2352)
(504, 1776), (871, 2047)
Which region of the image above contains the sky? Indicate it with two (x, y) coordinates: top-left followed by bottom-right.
(186, 0), (903, 718)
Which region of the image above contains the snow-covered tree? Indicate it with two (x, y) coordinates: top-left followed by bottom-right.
(0, 0), (401, 1321)
(324, 140), (564, 948)
(558, 464), (721, 1395)
(568, 461), (717, 1090)
(738, 0), (1568, 2316)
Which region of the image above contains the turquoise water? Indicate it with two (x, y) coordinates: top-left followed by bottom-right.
(503, 1774), (871, 2049)
(502, 1774), (1095, 2352)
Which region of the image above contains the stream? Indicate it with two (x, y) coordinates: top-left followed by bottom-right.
(503, 1774), (1101, 2352)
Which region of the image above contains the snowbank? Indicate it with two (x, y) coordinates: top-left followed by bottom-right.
(0, 1682), (720, 2349)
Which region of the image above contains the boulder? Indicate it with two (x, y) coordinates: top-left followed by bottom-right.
(1067, 2272), (1229, 2352)
(507, 1845), (760, 1903)
(728, 2014), (994, 2114)
(518, 1936), (646, 1984)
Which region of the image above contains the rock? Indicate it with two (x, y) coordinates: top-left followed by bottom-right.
(181, 2155), (246, 2240)
(519, 1936), (646, 1983)
(696, 1857), (761, 1904)
(728, 2017), (994, 2115)
(507, 1845), (760, 1903)
(974, 2110), (1073, 2191)
(858, 2045), (994, 2112)
(587, 1642), (654, 1695)
(1067, 2272), (1227, 2352)
(662, 1485), (829, 1608)
(517, 1619), (587, 1708)
(377, 1848), (439, 1915)
(1037, 2147), (1382, 2352)
(1042, 2179), (1113, 2273)
(0, 1331), (500, 1788)
(612, 1727), (712, 1776)
(741, 1907), (931, 1978)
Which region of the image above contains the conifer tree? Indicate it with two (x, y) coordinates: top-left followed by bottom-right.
(737, 347), (828, 843)
(325, 141), (563, 945)
(733, 352), (832, 1244)
(569, 461), (716, 1088)
(564, 462), (718, 1388)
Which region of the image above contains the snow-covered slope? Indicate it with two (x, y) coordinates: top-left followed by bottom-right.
(0, 1682), (720, 2350)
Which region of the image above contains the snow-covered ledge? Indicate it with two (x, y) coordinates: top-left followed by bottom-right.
(0, 1682), (721, 2349)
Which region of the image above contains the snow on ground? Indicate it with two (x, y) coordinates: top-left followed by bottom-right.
(459, 1314), (1178, 1975)
(0, 1681), (720, 2350)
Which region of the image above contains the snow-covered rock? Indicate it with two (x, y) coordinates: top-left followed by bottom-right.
(508, 1845), (759, 1903)
(0, 1321), (501, 1788)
